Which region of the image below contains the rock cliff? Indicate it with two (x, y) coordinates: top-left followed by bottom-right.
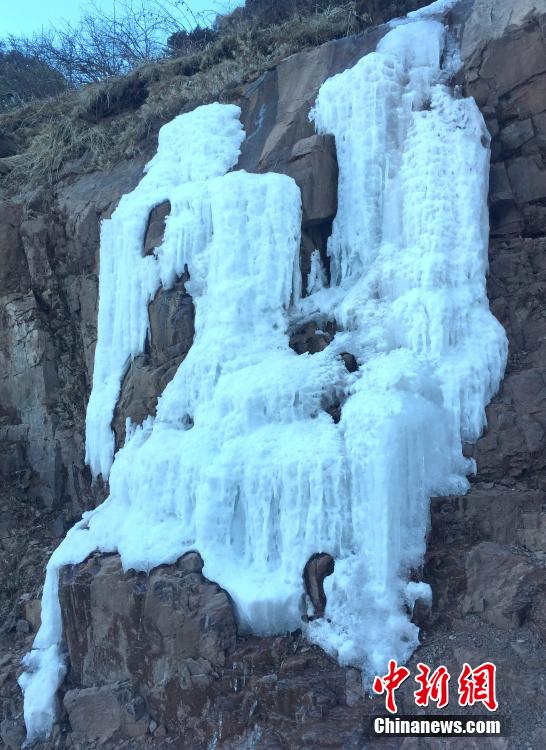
(1, 0), (545, 748)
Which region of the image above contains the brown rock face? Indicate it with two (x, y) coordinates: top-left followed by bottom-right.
(236, 27), (387, 174)
(0, 160), (146, 519)
(462, 541), (546, 632)
(406, 7), (546, 742)
(60, 552), (236, 681)
(463, 8), (546, 241)
(112, 274), (195, 449)
(143, 200), (171, 256)
(277, 134), (338, 228)
(460, 3), (546, 489)
(59, 552), (237, 734)
(63, 683), (148, 742)
(59, 551), (377, 748)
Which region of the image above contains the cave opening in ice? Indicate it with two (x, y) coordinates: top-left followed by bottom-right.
(20, 2), (507, 742)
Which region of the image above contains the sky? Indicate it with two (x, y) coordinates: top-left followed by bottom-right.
(0, 0), (243, 37)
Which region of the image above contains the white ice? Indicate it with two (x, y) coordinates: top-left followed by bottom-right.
(20, 5), (507, 743)
(407, 0), (459, 19)
(85, 102), (246, 479)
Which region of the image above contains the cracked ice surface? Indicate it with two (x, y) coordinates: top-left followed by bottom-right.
(20, 8), (507, 743)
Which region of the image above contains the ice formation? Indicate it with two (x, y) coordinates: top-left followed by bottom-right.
(20, 2), (507, 742)
(84, 102), (246, 478)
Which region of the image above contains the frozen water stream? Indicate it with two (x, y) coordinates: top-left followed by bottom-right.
(20, 3), (507, 742)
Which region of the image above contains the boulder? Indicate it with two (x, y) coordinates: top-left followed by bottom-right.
(59, 551), (237, 731)
(63, 683), (148, 741)
(60, 551), (236, 685)
(289, 320), (336, 355)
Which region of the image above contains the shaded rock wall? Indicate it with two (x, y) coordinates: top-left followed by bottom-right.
(462, 7), (546, 486)
(0, 161), (146, 518)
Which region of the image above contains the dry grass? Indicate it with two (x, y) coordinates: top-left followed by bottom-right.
(0, 3), (373, 189)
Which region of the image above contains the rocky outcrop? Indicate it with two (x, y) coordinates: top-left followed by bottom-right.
(112, 274), (195, 449)
(288, 320), (337, 355)
(0, 160), (146, 518)
(236, 27), (385, 175)
(63, 684), (148, 743)
(460, 0), (544, 60)
(59, 552), (237, 740)
(460, 1), (546, 497)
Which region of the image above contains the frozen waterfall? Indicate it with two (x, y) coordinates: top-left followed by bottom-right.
(20, 4), (507, 743)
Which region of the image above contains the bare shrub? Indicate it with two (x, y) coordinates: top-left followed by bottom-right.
(0, 0), (431, 186)
(0, 44), (66, 111)
(3, 0), (212, 87)
(167, 25), (218, 56)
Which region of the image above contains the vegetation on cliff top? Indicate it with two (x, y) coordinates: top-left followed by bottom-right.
(0, 0), (425, 187)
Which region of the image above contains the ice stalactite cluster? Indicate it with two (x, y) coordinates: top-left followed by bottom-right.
(306, 18), (507, 665)
(84, 102), (246, 479)
(20, 2), (507, 743)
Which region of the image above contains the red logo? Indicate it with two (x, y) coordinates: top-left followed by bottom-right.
(373, 661), (498, 714)
(414, 663), (450, 709)
(372, 660), (410, 714)
(458, 662), (498, 711)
